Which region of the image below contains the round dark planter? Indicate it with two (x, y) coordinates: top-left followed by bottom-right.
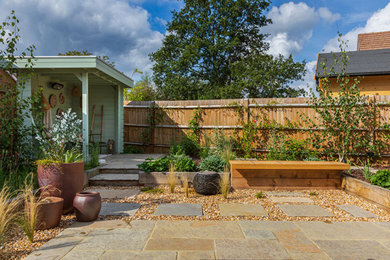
(37, 162), (85, 214)
(31, 197), (63, 230)
(193, 171), (221, 195)
(73, 191), (102, 222)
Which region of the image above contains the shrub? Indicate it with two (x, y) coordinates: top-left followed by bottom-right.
(267, 136), (317, 161)
(170, 137), (200, 157)
(169, 153), (197, 172)
(123, 145), (143, 154)
(199, 154), (225, 172)
(138, 157), (170, 173)
(369, 170), (390, 189)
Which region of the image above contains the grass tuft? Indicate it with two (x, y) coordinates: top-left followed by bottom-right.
(168, 163), (176, 194)
(182, 173), (189, 198)
(0, 184), (20, 243)
(309, 191), (318, 196)
(18, 175), (46, 243)
(219, 167), (230, 199)
(140, 186), (164, 194)
(256, 191), (265, 199)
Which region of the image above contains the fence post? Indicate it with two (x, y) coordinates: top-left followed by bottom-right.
(246, 98), (250, 124)
(150, 101), (156, 153)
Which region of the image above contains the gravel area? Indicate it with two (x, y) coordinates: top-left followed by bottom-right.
(88, 186), (390, 222)
(0, 215), (75, 260)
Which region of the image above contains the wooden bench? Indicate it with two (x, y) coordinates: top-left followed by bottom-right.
(230, 161), (350, 190)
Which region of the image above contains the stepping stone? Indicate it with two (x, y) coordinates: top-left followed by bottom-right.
(337, 205), (377, 218)
(154, 203), (203, 216)
(86, 188), (140, 199)
(99, 202), (140, 216)
(278, 204), (333, 217)
(90, 173), (139, 181)
(219, 203), (268, 217)
(266, 191), (304, 197)
(270, 197), (313, 203)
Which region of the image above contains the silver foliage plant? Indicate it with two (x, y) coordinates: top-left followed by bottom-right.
(36, 109), (82, 162)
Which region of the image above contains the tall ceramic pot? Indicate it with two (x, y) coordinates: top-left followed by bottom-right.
(32, 197), (64, 230)
(73, 191), (102, 222)
(61, 162), (85, 213)
(37, 161), (85, 214)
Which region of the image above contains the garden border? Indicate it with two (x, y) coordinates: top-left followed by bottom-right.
(342, 175), (390, 211)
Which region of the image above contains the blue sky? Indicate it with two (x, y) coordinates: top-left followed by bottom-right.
(1, 0), (390, 92)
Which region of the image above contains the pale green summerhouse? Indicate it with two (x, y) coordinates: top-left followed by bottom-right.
(15, 56), (133, 155)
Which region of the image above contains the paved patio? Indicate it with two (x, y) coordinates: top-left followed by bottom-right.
(25, 219), (390, 260)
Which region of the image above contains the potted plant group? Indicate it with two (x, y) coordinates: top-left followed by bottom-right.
(36, 109), (84, 213)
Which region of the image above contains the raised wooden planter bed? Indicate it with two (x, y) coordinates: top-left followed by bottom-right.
(342, 175), (390, 210)
(230, 160), (350, 190)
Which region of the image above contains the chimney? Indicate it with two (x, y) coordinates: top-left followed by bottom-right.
(358, 31), (390, 51)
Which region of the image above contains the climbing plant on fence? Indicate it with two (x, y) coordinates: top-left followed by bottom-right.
(302, 35), (390, 163)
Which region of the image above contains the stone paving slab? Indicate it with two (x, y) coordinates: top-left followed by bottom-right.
(337, 204), (377, 218)
(243, 229), (276, 239)
(74, 228), (151, 251)
(62, 249), (104, 260)
(219, 203), (268, 216)
(295, 221), (390, 240)
(270, 197), (313, 203)
(69, 219), (130, 230)
(274, 229), (322, 254)
(24, 237), (83, 260)
(239, 220), (297, 232)
(86, 188), (140, 199)
(101, 251), (177, 260)
(99, 202), (141, 216)
(151, 221), (245, 239)
(278, 204), (333, 217)
(215, 239), (290, 259)
(178, 251), (215, 260)
(266, 191), (304, 197)
(154, 203), (203, 216)
(145, 238), (214, 251)
(315, 240), (390, 260)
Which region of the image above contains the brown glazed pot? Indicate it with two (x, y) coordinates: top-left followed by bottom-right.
(37, 162), (85, 214)
(30, 197), (63, 230)
(73, 191), (101, 222)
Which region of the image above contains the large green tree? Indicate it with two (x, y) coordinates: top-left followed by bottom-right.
(150, 0), (306, 100)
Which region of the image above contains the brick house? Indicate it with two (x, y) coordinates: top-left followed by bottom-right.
(316, 31), (390, 95)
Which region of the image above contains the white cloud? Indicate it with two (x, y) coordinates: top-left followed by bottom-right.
(323, 2), (390, 52)
(0, 0), (164, 76)
(265, 2), (340, 56)
(292, 60), (317, 96)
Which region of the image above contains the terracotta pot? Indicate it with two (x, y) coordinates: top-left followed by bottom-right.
(73, 191), (101, 222)
(30, 197), (63, 230)
(37, 162), (85, 214)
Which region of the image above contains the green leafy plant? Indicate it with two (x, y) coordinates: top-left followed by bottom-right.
(85, 143), (99, 170)
(138, 157), (170, 173)
(267, 135), (317, 161)
(35, 109), (82, 163)
(140, 186), (164, 194)
(188, 107), (204, 142)
(359, 159), (373, 181)
(169, 153), (197, 172)
(369, 170), (390, 189)
(303, 34), (390, 162)
(309, 191), (318, 196)
(199, 154), (225, 172)
(256, 191), (264, 199)
(123, 145), (143, 154)
(170, 137), (200, 157)
(64, 149), (83, 163)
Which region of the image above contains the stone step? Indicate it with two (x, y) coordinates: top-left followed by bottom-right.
(89, 174), (139, 186)
(99, 168), (140, 174)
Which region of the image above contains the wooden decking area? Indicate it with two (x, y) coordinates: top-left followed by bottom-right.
(230, 161), (350, 190)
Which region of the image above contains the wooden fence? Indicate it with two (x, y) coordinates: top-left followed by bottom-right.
(123, 96), (390, 155)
